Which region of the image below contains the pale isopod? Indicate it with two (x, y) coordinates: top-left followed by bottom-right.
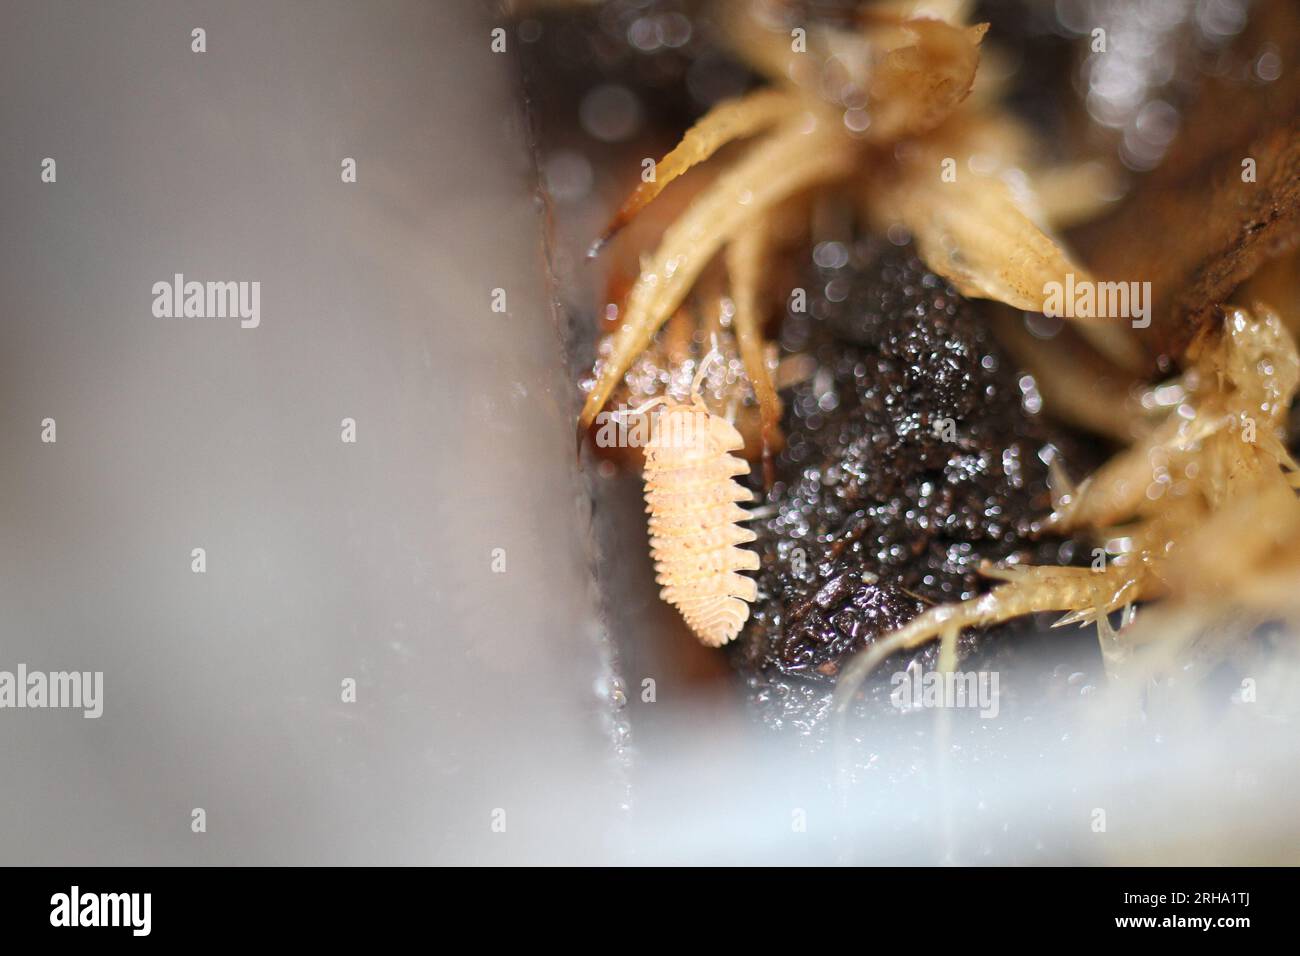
(629, 352), (760, 646)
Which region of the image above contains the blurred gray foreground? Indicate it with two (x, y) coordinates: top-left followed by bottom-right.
(0, 0), (1296, 865)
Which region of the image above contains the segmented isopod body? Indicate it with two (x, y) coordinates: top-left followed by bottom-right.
(641, 391), (759, 647)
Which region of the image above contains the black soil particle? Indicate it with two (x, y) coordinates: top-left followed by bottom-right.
(731, 237), (1087, 734)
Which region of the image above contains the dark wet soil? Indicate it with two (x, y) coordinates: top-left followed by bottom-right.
(730, 237), (1096, 734)
(514, 0), (757, 137)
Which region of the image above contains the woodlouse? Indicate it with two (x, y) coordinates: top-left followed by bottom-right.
(630, 353), (760, 646)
